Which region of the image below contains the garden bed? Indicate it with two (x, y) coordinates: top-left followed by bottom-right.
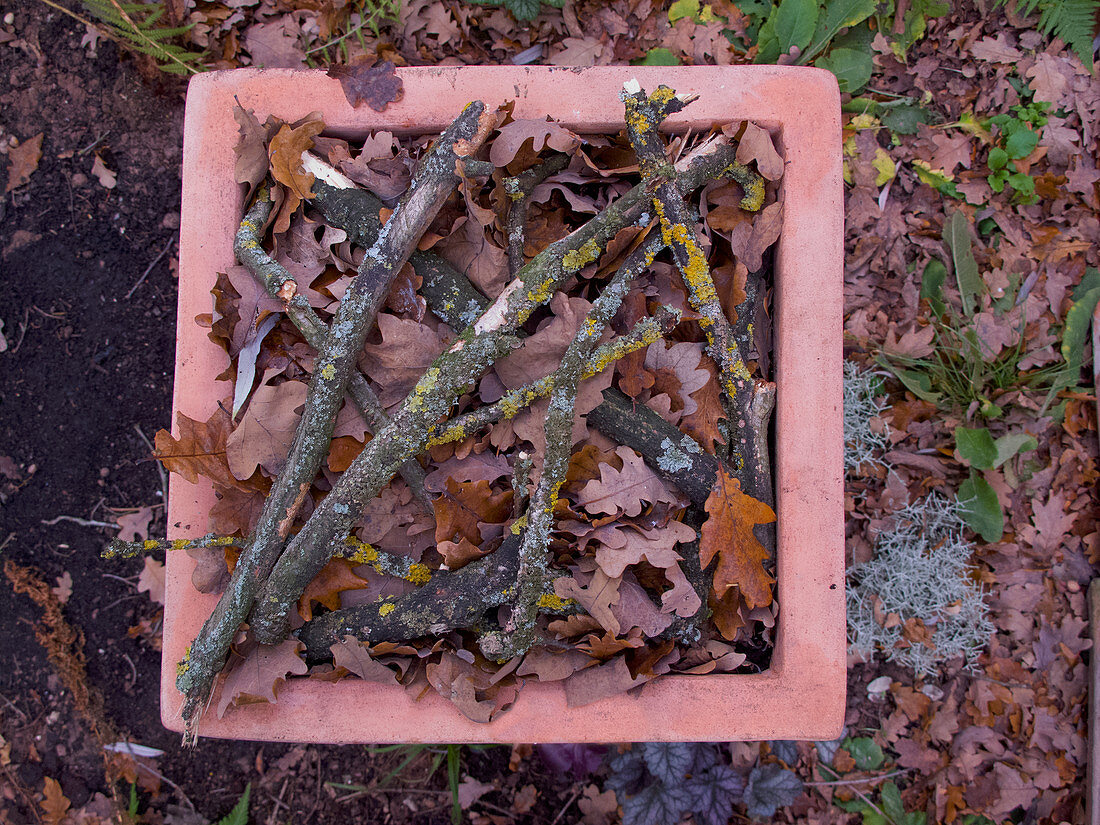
(158, 66), (845, 744)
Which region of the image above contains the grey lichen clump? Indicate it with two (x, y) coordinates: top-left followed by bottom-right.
(842, 360), (891, 473)
(657, 436), (696, 473)
(846, 493), (994, 675)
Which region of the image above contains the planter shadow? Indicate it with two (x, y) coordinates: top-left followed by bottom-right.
(169, 65), (845, 744)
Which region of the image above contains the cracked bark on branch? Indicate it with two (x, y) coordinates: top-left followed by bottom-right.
(177, 101), (495, 740)
(235, 188), (432, 508)
(621, 82), (776, 513)
(247, 139), (743, 651)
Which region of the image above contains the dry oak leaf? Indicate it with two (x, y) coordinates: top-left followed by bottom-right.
(5, 132), (43, 193)
(298, 557), (371, 621)
(268, 117), (325, 233)
(488, 118), (583, 167)
(217, 638), (308, 717)
(433, 478), (513, 546)
(700, 467), (776, 608)
(575, 446), (680, 517)
(734, 122), (784, 181)
(155, 407), (236, 489)
(90, 154), (117, 190)
(330, 635), (400, 684)
(233, 105), (272, 192)
(725, 200), (782, 272)
(40, 777), (71, 825)
(423, 452), (513, 493)
(137, 557), (166, 605)
(226, 379), (308, 480)
(115, 505), (155, 542)
(51, 572), (73, 605)
(360, 314), (447, 407)
(328, 61), (405, 112)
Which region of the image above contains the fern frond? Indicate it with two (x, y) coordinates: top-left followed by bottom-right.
(1039, 0), (1099, 68)
(57, 0), (207, 74)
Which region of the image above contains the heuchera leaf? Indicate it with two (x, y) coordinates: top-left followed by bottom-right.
(743, 763), (804, 819)
(684, 764), (745, 825)
(621, 783), (693, 825)
(642, 742), (695, 785)
(700, 467), (776, 608)
(605, 749), (646, 796)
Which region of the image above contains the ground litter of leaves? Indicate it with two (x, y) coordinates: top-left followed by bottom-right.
(1, 0), (1099, 823)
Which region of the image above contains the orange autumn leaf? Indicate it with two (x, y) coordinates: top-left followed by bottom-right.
(699, 467), (776, 609)
(298, 557), (371, 621)
(154, 408), (235, 488)
(267, 117), (324, 232)
(268, 118), (324, 201)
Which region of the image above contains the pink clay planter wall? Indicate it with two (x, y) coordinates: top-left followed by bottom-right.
(170, 65), (845, 743)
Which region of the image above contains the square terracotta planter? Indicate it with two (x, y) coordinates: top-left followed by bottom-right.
(168, 65), (845, 743)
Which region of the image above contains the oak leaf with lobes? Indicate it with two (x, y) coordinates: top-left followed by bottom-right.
(699, 467), (775, 609)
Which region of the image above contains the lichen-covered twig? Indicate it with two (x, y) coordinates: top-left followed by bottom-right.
(505, 153), (570, 274)
(424, 307), (679, 449)
(245, 135), (746, 651)
(177, 101), (495, 740)
(481, 232), (667, 661)
(104, 534), (240, 560)
(621, 81), (775, 508)
(297, 533), (575, 660)
(235, 188), (432, 508)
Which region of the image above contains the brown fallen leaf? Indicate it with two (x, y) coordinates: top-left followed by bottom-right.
(217, 638), (308, 717)
(268, 117), (325, 233)
(575, 446), (680, 518)
(433, 478), (513, 547)
(699, 466), (776, 609)
(40, 777), (71, 825)
(328, 61), (405, 112)
(734, 122), (784, 181)
(115, 505), (155, 542)
(137, 557), (166, 605)
(225, 379), (308, 480)
(51, 572), (73, 605)
(330, 635), (400, 683)
(154, 408), (236, 489)
(90, 153), (117, 190)
(5, 132), (43, 193)
(298, 558), (370, 620)
(488, 118), (583, 167)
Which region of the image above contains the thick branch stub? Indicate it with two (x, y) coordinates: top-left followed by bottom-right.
(245, 136), (751, 656)
(297, 534), (574, 660)
(309, 171), (491, 332)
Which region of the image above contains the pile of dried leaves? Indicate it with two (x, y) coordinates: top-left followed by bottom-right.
(136, 81), (786, 733)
